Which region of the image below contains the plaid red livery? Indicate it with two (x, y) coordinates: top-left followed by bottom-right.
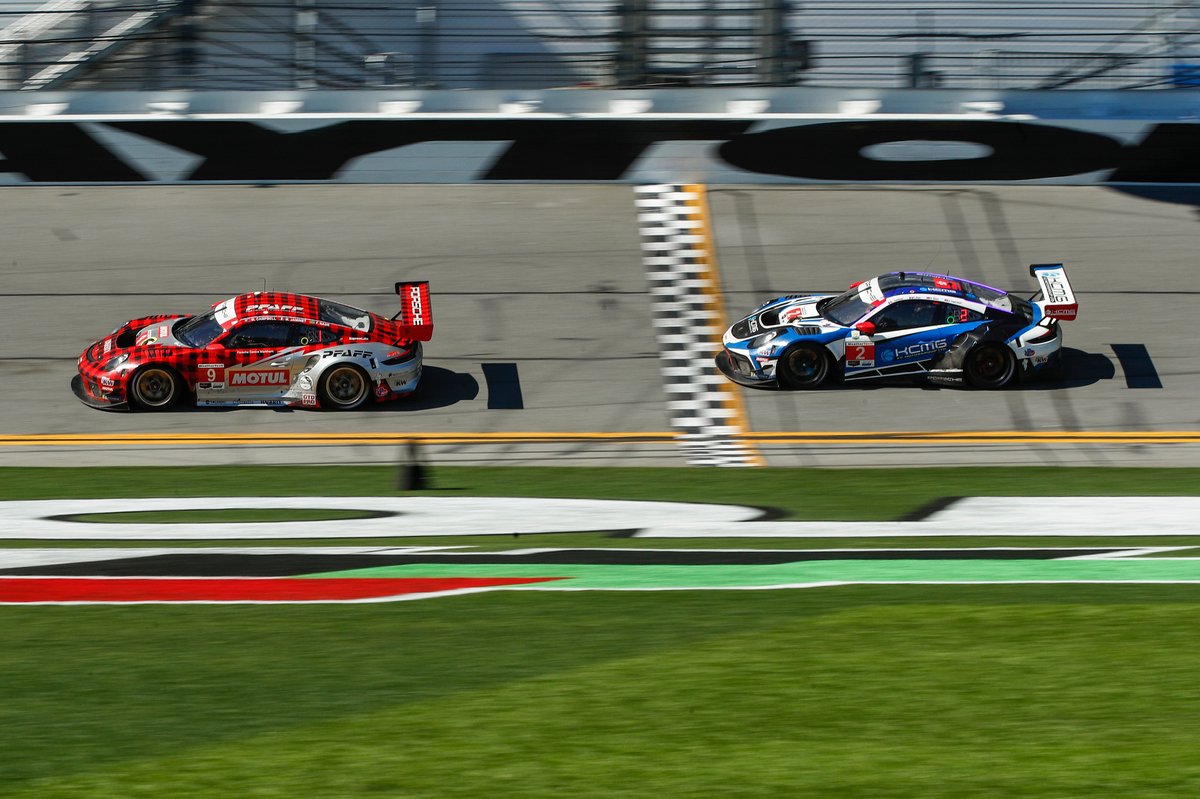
(73, 283), (433, 411)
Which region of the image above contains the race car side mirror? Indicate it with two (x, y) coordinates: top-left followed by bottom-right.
(855, 321), (876, 336)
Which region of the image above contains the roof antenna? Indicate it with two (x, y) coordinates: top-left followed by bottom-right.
(924, 249), (942, 274)
(260, 277), (267, 294)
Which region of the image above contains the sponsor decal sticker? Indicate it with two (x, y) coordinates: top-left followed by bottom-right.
(892, 339), (948, 360)
(408, 285), (425, 325)
(245, 303), (304, 314)
(229, 370), (289, 386)
(200, 364), (226, 385)
(934, 277), (961, 290)
(302, 393), (317, 406)
(375, 384), (390, 398)
(845, 340), (875, 368)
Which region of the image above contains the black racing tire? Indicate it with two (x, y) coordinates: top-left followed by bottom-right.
(964, 343), (1017, 389)
(318, 364), (372, 411)
(128, 365), (183, 411)
(776, 343), (832, 389)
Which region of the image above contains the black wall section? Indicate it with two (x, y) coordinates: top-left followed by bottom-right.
(0, 122), (146, 182)
(1107, 124), (1200, 183)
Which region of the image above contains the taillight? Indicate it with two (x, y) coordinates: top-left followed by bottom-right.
(382, 346), (414, 365)
(1026, 321), (1058, 344)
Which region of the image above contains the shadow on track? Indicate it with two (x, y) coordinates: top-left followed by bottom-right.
(163, 366), (479, 413)
(728, 347), (1115, 392)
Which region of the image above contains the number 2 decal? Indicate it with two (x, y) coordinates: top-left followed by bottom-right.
(846, 341), (875, 368)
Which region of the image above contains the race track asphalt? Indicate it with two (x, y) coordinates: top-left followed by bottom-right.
(1, 183), (1197, 467)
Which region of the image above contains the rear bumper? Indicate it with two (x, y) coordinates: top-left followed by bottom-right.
(72, 374), (129, 411)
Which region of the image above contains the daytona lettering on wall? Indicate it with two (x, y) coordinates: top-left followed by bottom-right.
(2, 118), (1200, 184)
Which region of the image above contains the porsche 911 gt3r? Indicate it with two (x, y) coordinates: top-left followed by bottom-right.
(717, 264), (1076, 390)
(73, 282), (433, 411)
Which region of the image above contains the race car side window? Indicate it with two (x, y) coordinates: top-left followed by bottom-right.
(286, 323), (338, 347)
(224, 321), (291, 349)
(940, 303), (985, 325)
(872, 300), (984, 331)
(870, 300), (941, 331)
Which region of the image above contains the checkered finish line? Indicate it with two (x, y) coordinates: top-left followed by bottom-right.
(635, 184), (761, 467)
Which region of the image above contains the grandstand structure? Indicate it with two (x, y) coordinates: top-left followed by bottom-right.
(0, 0), (1198, 91)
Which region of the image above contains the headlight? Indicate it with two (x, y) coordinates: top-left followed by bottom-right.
(750, 331), (778, 349)
(101, 353), (130, 371)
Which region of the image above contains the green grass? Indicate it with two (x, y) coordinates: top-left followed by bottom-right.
(4, 466), (1200, 796)
(2, 586), (1198, 798)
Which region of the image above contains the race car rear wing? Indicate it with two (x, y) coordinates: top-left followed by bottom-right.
(393, 280), (434, 341)
(1029, 263), (1078, 321)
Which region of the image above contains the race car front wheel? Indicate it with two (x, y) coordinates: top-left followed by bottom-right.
(965, 343), (1016, 389)
(777, 344), (831, 389)
(129, 365), (182, 411)
(318, 364), (371, 411)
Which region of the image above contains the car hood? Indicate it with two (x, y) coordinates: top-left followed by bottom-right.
(729, 295), (830, 340)
(133, 320), (185, 348)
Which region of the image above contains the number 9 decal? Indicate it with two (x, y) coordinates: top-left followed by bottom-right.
(206, 368), (216, 381)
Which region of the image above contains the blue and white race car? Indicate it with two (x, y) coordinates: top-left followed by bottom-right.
(717, 264), (1077, 389)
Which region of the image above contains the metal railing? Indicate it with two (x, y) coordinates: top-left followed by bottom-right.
(1, 0), (1199, 90)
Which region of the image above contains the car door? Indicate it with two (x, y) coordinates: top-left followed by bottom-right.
(863, 299), (959, 376)
(213, 321), (296, 403)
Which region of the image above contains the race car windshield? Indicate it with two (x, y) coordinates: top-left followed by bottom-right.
(173, 311), (224, 347)
(821, 288), (873, 326)
(319, 299), (372, 332)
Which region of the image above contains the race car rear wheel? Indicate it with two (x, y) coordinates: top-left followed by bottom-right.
(129, 365), (182, 411)
(318, 364), (371, 411)
(777, 343), (831, 389)
(965, 343), (1016, 389)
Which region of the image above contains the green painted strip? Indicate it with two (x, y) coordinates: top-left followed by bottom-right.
(302, 559), (1200, 589)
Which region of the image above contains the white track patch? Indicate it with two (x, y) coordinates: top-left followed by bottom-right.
(0, 496), (1198, 540)
(639, 497), (1200, 537)
(0, 497), (761, 540)
(635, 183), (758, 467)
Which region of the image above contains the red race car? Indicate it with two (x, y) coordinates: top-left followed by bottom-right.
(73, 282), (432, 411)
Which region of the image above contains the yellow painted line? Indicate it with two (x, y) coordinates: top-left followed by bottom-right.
(683, 182), (765, 466)
(2, 432), (1200, 447)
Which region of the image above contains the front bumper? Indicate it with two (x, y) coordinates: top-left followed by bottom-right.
(715, 350), (778, 388)
(72, 374), (129, 411)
